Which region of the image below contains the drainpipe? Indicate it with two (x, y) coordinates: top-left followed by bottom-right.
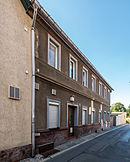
(31, 0), (39, 157)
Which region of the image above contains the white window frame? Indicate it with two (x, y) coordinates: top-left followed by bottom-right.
(8, 86), (20, 100)
(69, 54), (78, 81)
(99, 82), (102, 96)
(82, 106), (88, 125)
(104, 87), (107, 99)
(48, 34), (61, 70)
(92, 75), (96, 92)
(82, 67), (88, 87)
(47, 99), (60, 129)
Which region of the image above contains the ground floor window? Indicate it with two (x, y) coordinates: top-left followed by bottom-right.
(82, 106), (88, 125)
(107, 112), (110, 122)
(104, 111), (106, 123)
(99, 111), (101, 124)
(91, 110), (95, 124)
(47, 99), (60, 129)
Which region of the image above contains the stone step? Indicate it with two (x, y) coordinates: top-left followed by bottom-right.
(42, 149), (60, 158)
(38, 142), (54, 154)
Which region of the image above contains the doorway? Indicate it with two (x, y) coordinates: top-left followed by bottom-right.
(67, 104), (78, 137)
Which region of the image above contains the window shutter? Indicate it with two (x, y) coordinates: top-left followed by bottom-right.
(82, 110), (86, 125)
(49, 104), (58, 128)
(85, 110), (88, 124)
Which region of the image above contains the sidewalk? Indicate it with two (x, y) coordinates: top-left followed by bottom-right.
(20, 125), (125, 162)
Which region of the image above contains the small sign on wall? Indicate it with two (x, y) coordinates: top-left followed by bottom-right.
(70, 127), (73, 133)
(52, 89), (56, 95)
(35, 83), (39, 90)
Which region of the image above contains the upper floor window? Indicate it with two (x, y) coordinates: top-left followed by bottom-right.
(82, 67), (88, 87)
(99, 82), (102, 96)
(92, 75), (96, 92)
(107, 90), (110, 102)
(48, 34), (61, 70)
(69, 55), (77, 80)
(104, 87), (107, 99)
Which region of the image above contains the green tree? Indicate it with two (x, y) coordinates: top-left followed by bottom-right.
(126, 105), (130, 117)
(111, 102), (126, 112)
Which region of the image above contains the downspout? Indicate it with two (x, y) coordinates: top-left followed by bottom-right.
(31, 0), (39, 157)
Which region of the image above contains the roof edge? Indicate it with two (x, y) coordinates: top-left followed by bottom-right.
(20, 0), (114, 91)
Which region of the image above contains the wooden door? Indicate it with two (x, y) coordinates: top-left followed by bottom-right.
(68, 107), (74, 136)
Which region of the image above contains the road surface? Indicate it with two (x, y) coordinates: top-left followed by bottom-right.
(47, 125), (130, 162)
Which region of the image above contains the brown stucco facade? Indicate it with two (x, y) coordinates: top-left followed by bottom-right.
(32, 2), (113, 149)
(0, 0), (32, 161)
(0, 0), (113, 160)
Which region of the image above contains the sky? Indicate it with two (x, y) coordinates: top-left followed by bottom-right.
(38, 0), (130, 108)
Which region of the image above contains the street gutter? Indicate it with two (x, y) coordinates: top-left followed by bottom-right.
(44, 125), (127, 161)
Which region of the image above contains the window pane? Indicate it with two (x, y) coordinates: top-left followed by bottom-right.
(83, 71), (85, 86)
(99, 112), (101, 123)
(99, 83), (102, 96)
(70, 61), (73, 78)
(49, 104), (58, 128)
(15, 88), (19, 99)
(92, 77), (95, 91)
(93, 111), (95, 123)
(82, 110), (86, 125)
(49, 43), (56, 67)
(10, 86), (14, 98)
(104, 112), (106, 122)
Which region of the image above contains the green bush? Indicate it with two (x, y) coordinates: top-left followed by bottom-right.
(126, 118), (130, 124)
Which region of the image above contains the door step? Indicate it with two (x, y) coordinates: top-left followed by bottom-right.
(37, 142), (60, 158)
(67, 136), (76, 142)
(42, 149), (60, 158)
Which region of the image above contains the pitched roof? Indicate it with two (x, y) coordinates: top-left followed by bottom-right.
(21, 0), (114, 91)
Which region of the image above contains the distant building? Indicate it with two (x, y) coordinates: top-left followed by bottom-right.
(110, 112), (126, 126)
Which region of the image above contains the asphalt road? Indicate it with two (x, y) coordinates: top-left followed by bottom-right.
(47, 125), (130, 162)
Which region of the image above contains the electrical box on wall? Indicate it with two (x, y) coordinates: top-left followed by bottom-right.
(52, 89), (56, 95)
(35, 83), (39, 90)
